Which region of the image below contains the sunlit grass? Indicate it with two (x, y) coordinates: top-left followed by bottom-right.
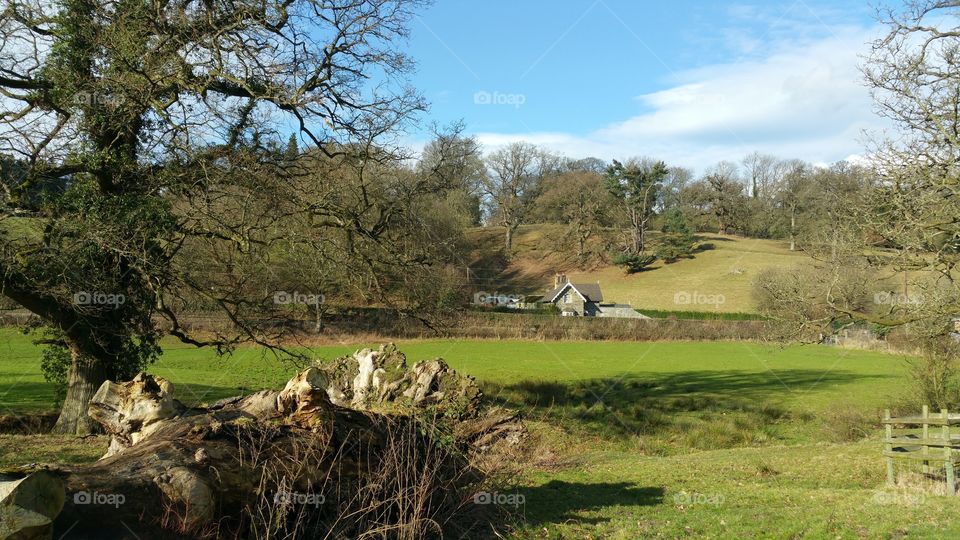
(1, 330), (952, 538)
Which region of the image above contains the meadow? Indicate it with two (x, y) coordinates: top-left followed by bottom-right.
(3, 329), (960, 537)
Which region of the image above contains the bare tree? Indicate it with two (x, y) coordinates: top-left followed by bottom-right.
(662, 165), (694, 211)
(760, 1), (960, 343)
(535, 171), (614, 259)
(417, 125), (486, 227)
(859, 0), (960, 320)
(741, 151), (783, 199)
(773, 160), (811, 251)
(481, 142), (558, 254)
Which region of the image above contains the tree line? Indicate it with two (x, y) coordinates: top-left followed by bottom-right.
(425, 136), (875, 269)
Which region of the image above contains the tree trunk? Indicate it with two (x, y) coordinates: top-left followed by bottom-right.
(629, 209), (642, 255)
(504, 225), (513, 254)
(830, 226), (838, 261)
(638, 217), (647, 253)
(789, 209), (796, 251)
(313, 304), (323, 333)
(51, 349), (109, 436)
(575, 221), (588, 258)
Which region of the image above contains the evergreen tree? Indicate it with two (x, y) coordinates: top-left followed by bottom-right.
(284, 134), (299, 161)
(656, 208), (697, 263)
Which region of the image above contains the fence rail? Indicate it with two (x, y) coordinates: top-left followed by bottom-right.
(884, 406), (959, 495)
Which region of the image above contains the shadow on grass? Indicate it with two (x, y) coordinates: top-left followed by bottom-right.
(516, 481), (663, 526)
(0, 381), (59, 414)
(697, 234), (735, 242)
(169, 383), (264, 407)
(0, 381), (267, 435)
(481, 369), (893, 442)
(469, 247), (555, 295)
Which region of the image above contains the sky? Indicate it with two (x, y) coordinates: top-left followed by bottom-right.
(401, 0), (900, 171)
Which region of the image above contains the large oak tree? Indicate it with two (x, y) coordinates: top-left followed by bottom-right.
(0, 0), (447, 434)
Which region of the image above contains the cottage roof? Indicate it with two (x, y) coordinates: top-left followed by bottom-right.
(544, 282), (604, 303)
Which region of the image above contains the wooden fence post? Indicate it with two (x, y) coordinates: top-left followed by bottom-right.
(922, 405), (930, 475)
(944, 408), (955, 496)
(885, 409), (895, 487)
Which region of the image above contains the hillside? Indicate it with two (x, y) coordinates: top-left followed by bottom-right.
(465, 225), (811, 314)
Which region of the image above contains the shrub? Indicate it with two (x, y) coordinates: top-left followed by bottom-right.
(907, 338), (960, 410)
(612, 253), (657, 274)
(636, 309), (765, 321)
(821, 405), (877, 442)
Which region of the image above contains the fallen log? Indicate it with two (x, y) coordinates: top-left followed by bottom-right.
(0, 471), (64, 540)
(0, 344), (525, 539)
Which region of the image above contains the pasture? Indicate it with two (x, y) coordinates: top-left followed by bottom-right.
(2, 330), (958, 537)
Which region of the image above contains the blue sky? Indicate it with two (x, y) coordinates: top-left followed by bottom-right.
(402, 0), (897, 171)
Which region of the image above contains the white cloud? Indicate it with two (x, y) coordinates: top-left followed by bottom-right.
(473, 25), (890, 173)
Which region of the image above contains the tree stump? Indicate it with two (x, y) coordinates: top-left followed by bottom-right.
(0, 344), (524, 539)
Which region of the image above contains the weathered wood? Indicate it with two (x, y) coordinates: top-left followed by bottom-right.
(882, 415), (960, 425)
(884, 436), (960, 447)
(885, 407), (960, 496)
(885, 409), (895, 486)
(0, 471), (65, 540)
(922, 406), (930, 474)
(945, 409), (955, 496)
(883, 450), (960, 461)
(8, 345), (526, 539)
(314, 344), (525, 453)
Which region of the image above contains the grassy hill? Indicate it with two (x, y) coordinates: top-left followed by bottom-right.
(466, 225), (810, 314)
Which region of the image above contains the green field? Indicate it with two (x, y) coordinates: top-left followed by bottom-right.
(3, 330), (960, 537)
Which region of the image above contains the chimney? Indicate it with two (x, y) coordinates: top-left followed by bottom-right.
(554, 273), (568, 288)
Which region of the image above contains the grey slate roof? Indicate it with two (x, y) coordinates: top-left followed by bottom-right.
(544, 282), (604, 303)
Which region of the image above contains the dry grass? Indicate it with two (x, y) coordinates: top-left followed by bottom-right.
(238, 415), (503, 540)
(0, 433), (106, 468)
(466, 225), (808, 313)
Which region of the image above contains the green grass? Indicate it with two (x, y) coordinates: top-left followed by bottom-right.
(0, 330), (907, 416)
(517, 440), (960, 538)
(468, 225), (809, 314)
(2, 329), (958, 537)
(567, 234), (806, 314)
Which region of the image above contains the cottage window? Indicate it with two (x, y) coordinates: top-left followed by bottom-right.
(563, 291), (572, 303)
